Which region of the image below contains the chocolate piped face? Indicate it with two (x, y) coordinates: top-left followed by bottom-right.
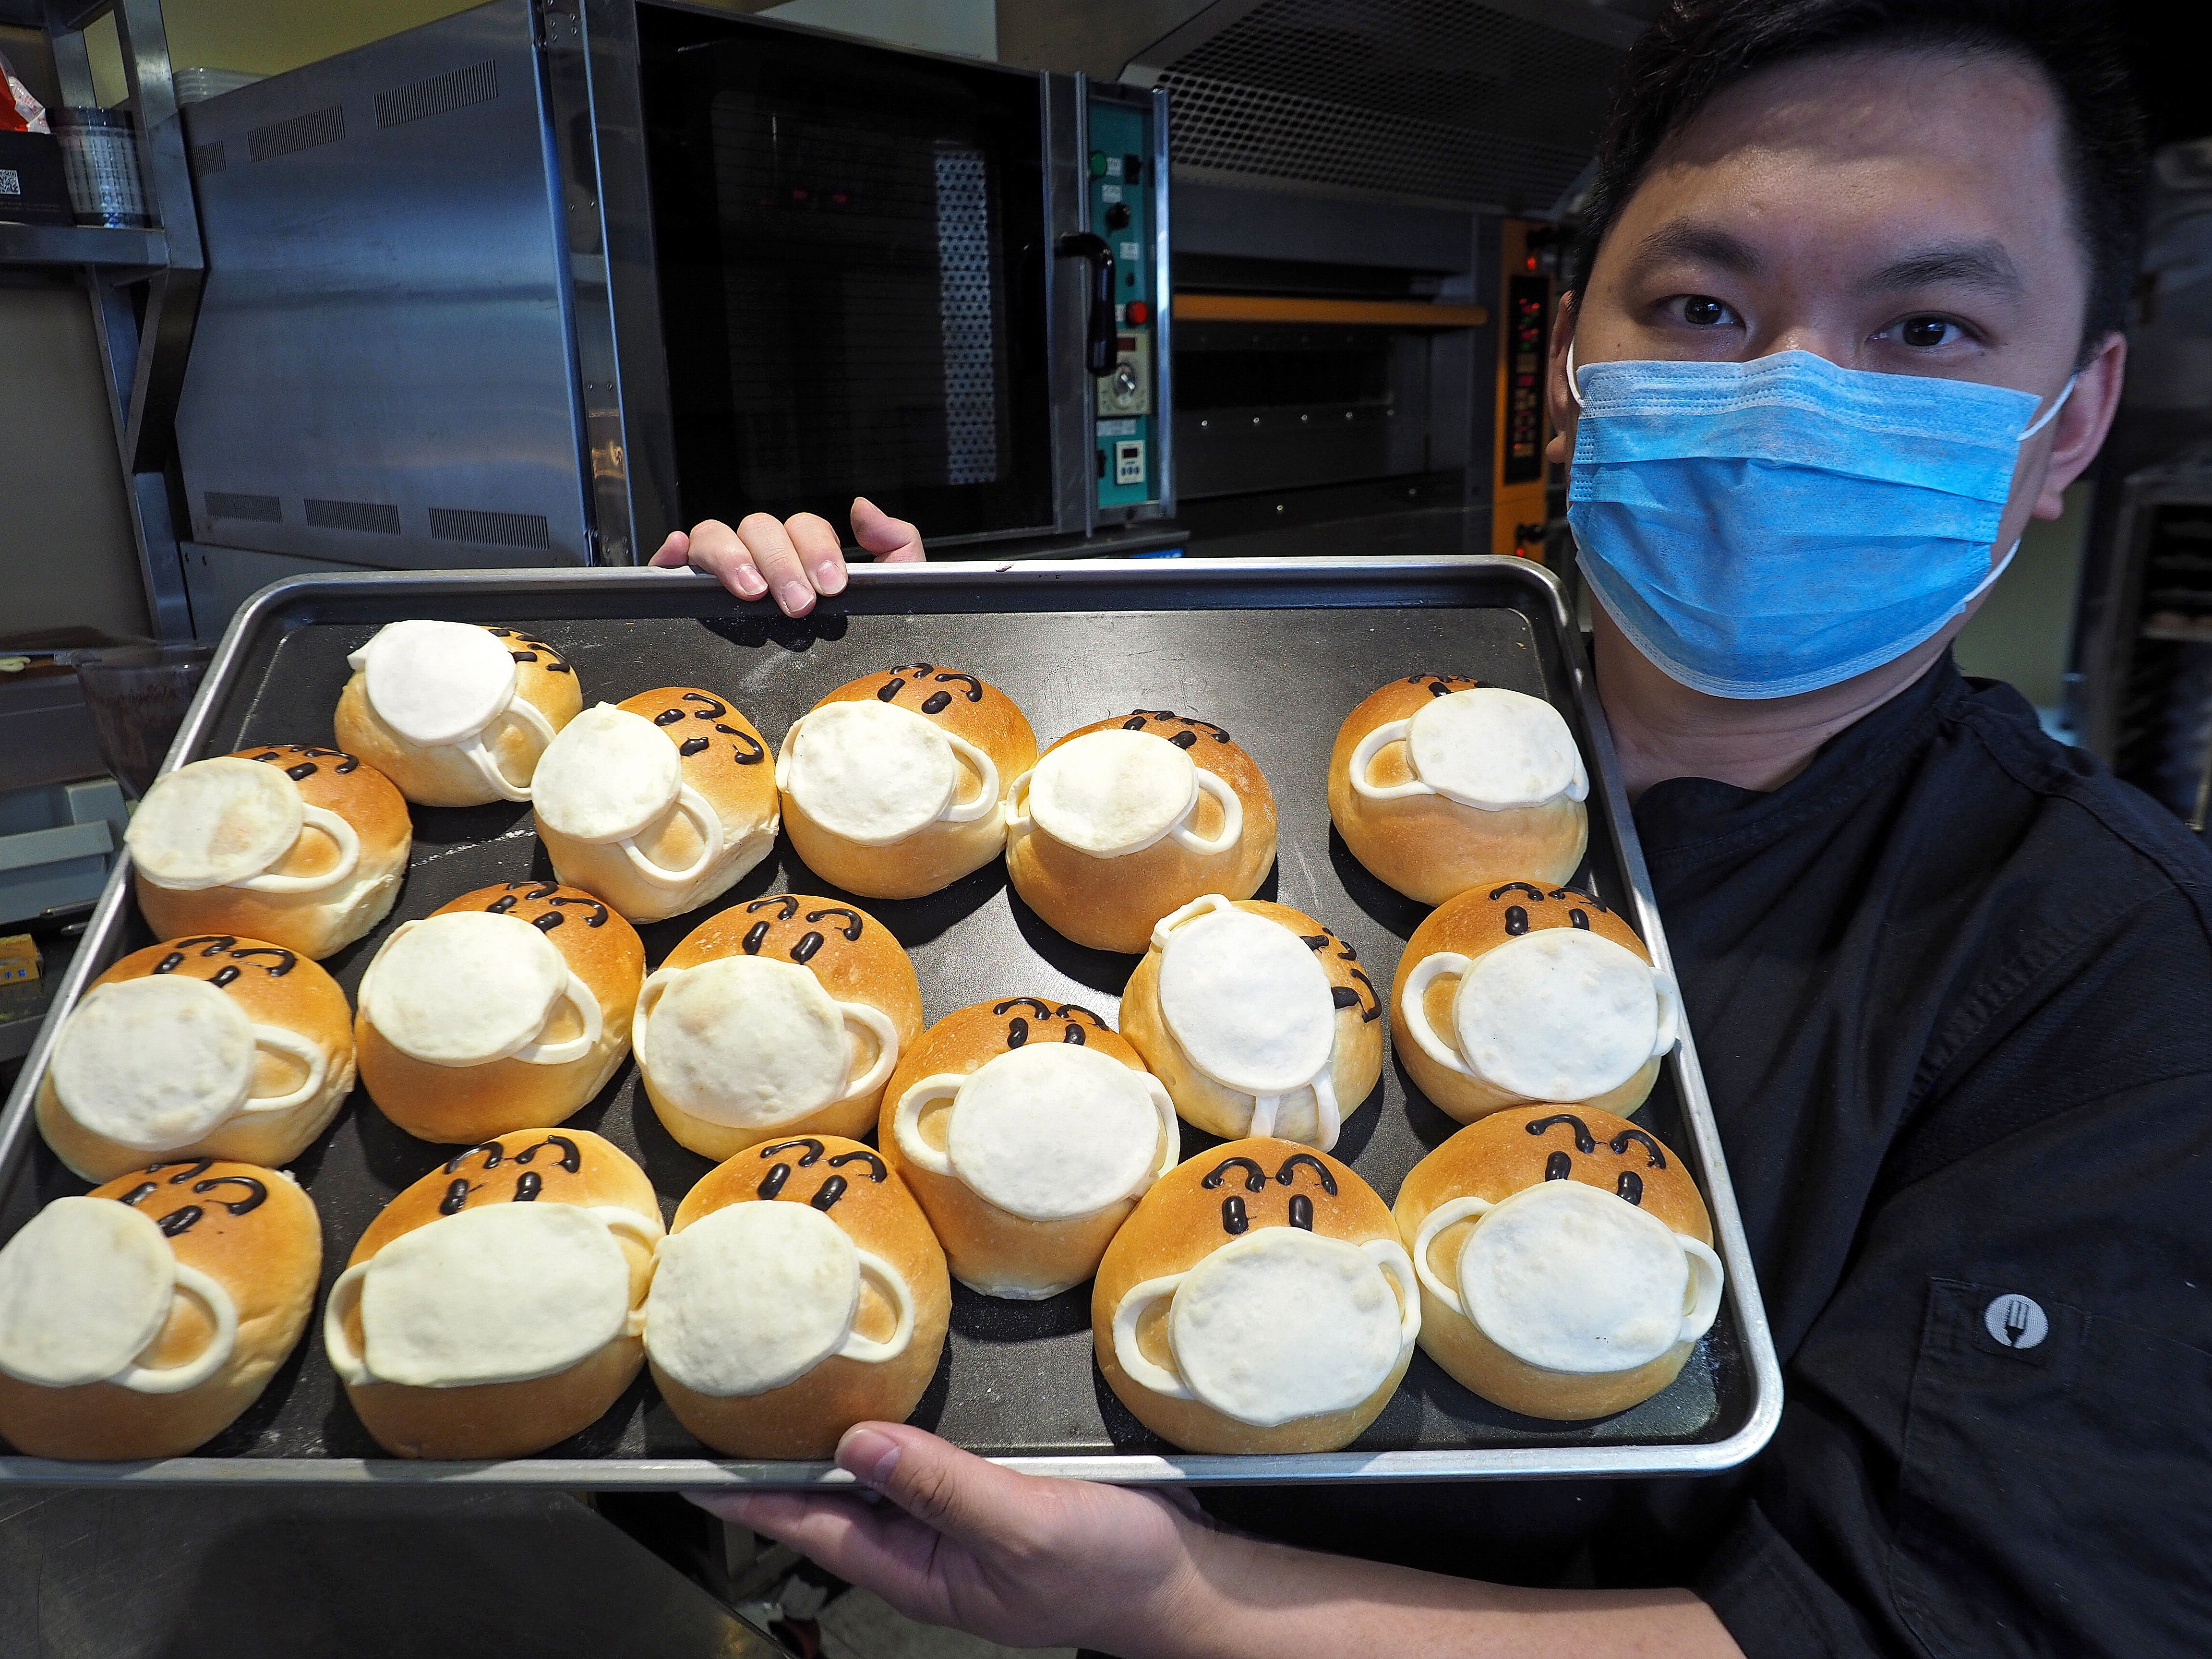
(732, 894), (869, 970)
(643, 690), (767, 766)
(476, 879), (611, 933)
(1203, 1150), (1343, 1237)
(753, 1138), (889, 1213)
(240, 743), (361, 781)
(1117, 709), (1232, 750)
(112, 1158), (270, 1237)
(989, 997), (1108, 1049)
(483, 627), (572, 674)
(149, 935), (301, 988)
(868, 663), (988, 719)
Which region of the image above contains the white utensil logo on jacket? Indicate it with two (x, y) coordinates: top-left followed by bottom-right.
(1411, 1180), (1723, 1373)
(1111, 1225), (1419, 1426)
(1350, 687), (1589, 811)
(125, 756), (361, 896)
(777, 700), (999, 846)
(0, 1197), (239, 1395)
(1006, 728), (1242, 858)
(360, 910), (602, 1069)
(534, 704), (726, 889)
(892, 1042), (1178, 1221)
(644, 1200), (914, 1397)
(633, 955), (898, 1130)
(323, 1201), (657, 1388)
(48, 976), (329, 1152)
(1400, 929), (1678, 1101)
(347, 620), (555, 802)
(1152, 896), (1345, 1148)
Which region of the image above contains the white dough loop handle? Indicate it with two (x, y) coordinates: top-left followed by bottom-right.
(1410, 1192), (1726, 1351)
(830, 1245), (916, 1366)
(631, 968), (901, 1105)
(1110, 1236), (1420, 1401)
(322, 1206), (659, 1388)
(107, 1262), (240, 1395)
(234, 1022), (331, 1114)
(229, 805), (362, 896)
(776, 710), (1000, 832)
(1004, 756), (1243, 858)
(891, 1066), (1180, 1190)
(1397, 950), (1683, 1079)
(458, 697), (558, 803)
(619, 784), (725, 889)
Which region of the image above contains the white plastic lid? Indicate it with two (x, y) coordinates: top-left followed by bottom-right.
(49, 976), (257, 1151)
(1169, 1228), (1403, 1427)
(641, 957), (850, 1129)
(1027, 729), (1194, 856)
(783, 700), (956, 845)
(361, 911), (569, 1067)
(125, 757), (302, 890)
(0, 1197), (174, 1388)
(359, 1202), (633, 1388)
(1406, 687), (1587, 809)
(347, 619), (519, 747)
(533, 703), (682, 842)
(645, 1200), (858, 1397)
(1157, 905), (1335, 1096)
(947, 1043), (1162, 1221)
(1451, 929), (1657, 1101)
(1455, 1179), (1689, 1373)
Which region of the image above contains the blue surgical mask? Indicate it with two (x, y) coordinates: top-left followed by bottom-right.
(1565, 346), (2071, 699)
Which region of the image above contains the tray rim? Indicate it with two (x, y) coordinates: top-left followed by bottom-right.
(0, 556), (1784, 1488)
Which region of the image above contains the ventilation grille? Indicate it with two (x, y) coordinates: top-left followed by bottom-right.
(429, 507), (551, 551)
(204, 490), (280, 523)
(247, 106), (346, 164)
(189, 140), (226, 179)
(375, 60), (498, 130)
(304, 498), (401, 534)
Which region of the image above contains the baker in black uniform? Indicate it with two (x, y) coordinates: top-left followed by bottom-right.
(680, 3), (2212, 1653)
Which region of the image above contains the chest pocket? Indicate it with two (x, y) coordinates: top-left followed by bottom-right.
(1892, 1279), (2212, 1658)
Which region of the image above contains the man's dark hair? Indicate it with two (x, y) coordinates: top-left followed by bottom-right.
(1569, 0), (2147, 361)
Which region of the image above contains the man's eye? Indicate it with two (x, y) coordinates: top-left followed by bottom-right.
(1899, 316), (1957, 348)
(1679, 295), (1735, 326)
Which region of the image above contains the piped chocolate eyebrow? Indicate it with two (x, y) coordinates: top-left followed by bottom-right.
(828, 1149), (888, 1182)
(1609, 1128), (1667, 1169)
(1274, 1154), (1338, 1196)
(1527, 1114), (1598, 1154)
(759, 1139), (825, 1166)
(1202, 1156), (1268, 1193)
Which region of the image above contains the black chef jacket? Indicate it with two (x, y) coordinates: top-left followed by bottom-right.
(1204, 654), (2212, 1658)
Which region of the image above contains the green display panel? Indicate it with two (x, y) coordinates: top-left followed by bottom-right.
(1088, 97), (1157, 512)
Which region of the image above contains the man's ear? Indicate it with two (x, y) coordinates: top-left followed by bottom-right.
(2033, 331), (2126, 520)
(1545, 292), (1581, 468)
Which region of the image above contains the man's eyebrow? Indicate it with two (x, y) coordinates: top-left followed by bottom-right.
(1621, 220), (1763, 279)
(1861, 240), (2022, 296)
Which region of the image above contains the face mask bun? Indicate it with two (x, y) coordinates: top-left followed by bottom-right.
(775, 665), (1036, 900)
(1005, 710), (1278, 955)
(36, 938), (356, 1184)
(353, 882), (645, 1146)
(334, 621), (583, 807)
(1328, 676), (1589, 906)
(648, 1134), (950, 1460)
(1393, 1105), (1720, 1421)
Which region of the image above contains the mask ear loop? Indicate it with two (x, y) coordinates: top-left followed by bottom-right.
(2018, 374), (2077, 441)
(1565, 337), (1585, 409)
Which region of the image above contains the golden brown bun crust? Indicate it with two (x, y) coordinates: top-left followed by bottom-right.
(38, 938), (358, 1183)
(0, 1160), (322, 1460)
(654, 1135), (951, 1458)
(333, 625), (582, 808)
(539, 689), (781, 923)
(1007, 712), (1278, 954)
(1091, 1137), (1410, 1454)
(780, 666), (1037, 900)
(338, 1129), (660, 1459)
(1327, 674), (1589, 906)
(1390, 880), (1660, 1124)
(878, 998), (1158, 1298)
(1393, 1105), (1710, 1420)
(639, 896), (925, 1160)
(356, 883), (644, 1145)
(135, 745), (413, 960)
(1118, 901), (1383, 1146)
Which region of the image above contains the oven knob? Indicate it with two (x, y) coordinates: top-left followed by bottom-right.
(1105, 202), (1131, 231)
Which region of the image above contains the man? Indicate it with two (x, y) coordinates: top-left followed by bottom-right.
(670, 3), (2212, 1653)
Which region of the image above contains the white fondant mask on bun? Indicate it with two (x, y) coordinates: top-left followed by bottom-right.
(126, 756), (361, 896)
(644, 1199), (914, 1397)
(533, 703), (725, 890)
(347, 619), (555, 801)
(1349, 686), (1588, 811)
(360, 911), (603, 1068)
(1007, 728), (1242, 858)
(892, 1042), (1177, 1221)
(634, 956), (898, 1131)
(777, 700), (999, 846)
(48, 975), (329, 1153)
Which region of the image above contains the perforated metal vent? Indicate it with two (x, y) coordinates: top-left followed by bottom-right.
(204, 491), (279, 523)
(375, 60), (498, 130)
(429, 507), (552, 550)
(247, 106), (346, 164)
(189, 140), (226, 179)
(303, 498), (401, 534)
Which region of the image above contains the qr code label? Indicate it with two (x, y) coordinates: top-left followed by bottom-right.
(0, 170), (21, 197)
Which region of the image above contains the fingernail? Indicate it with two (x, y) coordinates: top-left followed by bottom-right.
(733, 568), (767, 598)
(815, 561), (846, 595)
(778, 580), (815, 614)
(837, 1425), (901, 1488)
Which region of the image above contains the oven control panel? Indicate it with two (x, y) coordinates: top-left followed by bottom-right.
(1088, 94), (1160, 514)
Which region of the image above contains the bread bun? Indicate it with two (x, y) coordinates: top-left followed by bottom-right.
(1118, 897), (1383, 1151)
(356, 882), (644, 1144)
(1393, 1105), (1720, 1419)
(635, 896), (924, 1161)
(777, 666), (1036, 900)
(533, 689), (779, 923)
(879, 998), (1176, 1299)
(647, 1134), (950, 1458)
(1390, 881), (1676, 1125)
(0, 1160), (321, 1459)
(131, 745), (412, 959)
(334, 622), (582, 808)
(1328, 676), (1589, 906)
(37, 938), (356, 1183)
(325, 1129), (659, 1458)
(1006, 711), (1277, 954)
(1091, 1138), (1416, 1455)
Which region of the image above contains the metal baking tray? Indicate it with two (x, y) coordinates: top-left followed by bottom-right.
(0, 558), (1782, 1487)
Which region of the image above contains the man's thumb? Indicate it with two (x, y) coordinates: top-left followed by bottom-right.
(837, 1422), (1030, 1550)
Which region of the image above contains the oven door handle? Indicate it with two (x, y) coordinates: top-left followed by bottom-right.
(1056, 231), (1117, 376)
